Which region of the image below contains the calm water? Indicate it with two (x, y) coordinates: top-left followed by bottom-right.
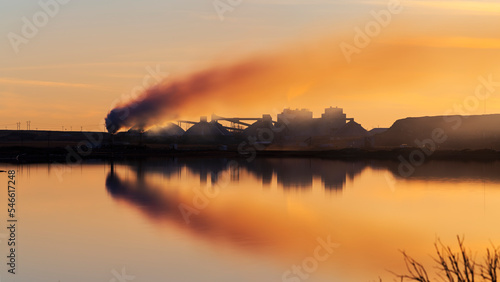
(1, 158), (500, 281)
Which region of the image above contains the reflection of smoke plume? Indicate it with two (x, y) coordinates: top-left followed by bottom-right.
(104, 159), (370, 252)
(104, 162), (423, 280)
(106, 168), (177, 217)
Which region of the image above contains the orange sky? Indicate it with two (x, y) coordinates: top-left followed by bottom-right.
(1, 0), (500, 131)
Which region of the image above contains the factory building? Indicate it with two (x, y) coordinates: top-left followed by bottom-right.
(176, 106), (367, 147)
(274, 107), (358, 139)
(321, 106), (350, 130)
(277, 108), (313, 124)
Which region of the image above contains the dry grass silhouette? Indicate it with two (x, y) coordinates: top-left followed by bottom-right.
(384, 236), (500, 282)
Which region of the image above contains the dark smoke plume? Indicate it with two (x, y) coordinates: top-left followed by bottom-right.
(105, 29), (500, 133)
(104, 56), (275, 133)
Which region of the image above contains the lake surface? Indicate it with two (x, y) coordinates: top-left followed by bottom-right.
(1, 158), (500, 281)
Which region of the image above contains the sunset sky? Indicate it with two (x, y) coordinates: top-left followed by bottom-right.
(2, 0), (500, 131)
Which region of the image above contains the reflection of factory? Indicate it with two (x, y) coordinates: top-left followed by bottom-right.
(112, 158), (369, 192)
(121, 107), (369, 147)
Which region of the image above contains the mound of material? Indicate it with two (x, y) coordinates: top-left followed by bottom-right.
(374, 114), (500, 150)
(333, 121), (368, 138)
(244, 119), (274, 137)
(146, 123), (185, 137)
(183, 121), (233, 143)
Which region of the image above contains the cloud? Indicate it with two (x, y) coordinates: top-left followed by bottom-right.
(406, 0), (500, 14)
(383, 36), (500, 49)
(0, 61), (162, 72)
(361, 0), (500, 15)
(0, 77), (99, 89)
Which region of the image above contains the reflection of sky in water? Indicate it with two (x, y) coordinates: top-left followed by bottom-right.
(5, 159), (500, 281)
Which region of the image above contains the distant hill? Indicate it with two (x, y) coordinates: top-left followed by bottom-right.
(374, 114), (500, 150)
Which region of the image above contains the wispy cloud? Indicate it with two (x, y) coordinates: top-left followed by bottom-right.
(0, 77), (98, 89)
(361, 0), (500, 15)
(383, 36), (500, 49)
(0, 61), (162, 72)
(407, 0), (500, 14)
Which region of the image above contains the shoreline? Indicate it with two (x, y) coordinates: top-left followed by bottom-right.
(1, 146), (500, 164)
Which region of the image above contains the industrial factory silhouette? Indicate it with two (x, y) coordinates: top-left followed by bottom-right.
(132, 106), (370, 147)
(102, 106), (378, 152)
(3, 106), (500, 162)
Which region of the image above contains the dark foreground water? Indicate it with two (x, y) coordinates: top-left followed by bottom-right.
(0, 158), (499, 282)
